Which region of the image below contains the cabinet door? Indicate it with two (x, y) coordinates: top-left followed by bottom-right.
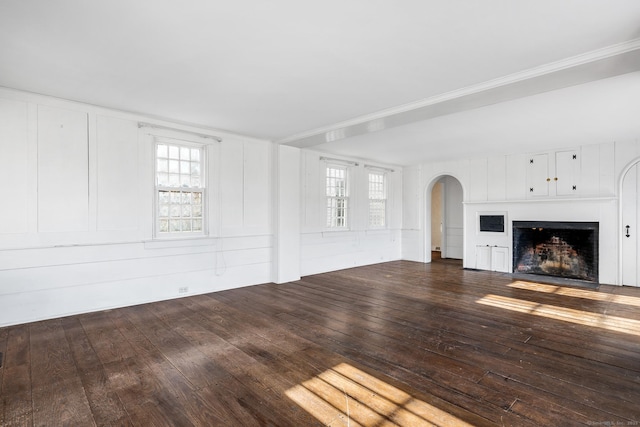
(555, 150), (580, 196)
(491, 246), (510, 273)
(475, 246), (492, 270)
(526, 154), (549, 197)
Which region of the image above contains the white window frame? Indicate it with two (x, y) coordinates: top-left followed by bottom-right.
(154, 137), (208, 238)
(368, 171), (387, 228)
(325, 164), (350, 229)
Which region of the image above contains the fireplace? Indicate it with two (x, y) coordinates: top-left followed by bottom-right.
(512, 221), (598, 282)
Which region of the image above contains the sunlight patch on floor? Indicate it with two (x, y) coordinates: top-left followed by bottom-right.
(477, 294), (640, 335)
(508, 281), (640, 307)
(285, 362), (473, 426)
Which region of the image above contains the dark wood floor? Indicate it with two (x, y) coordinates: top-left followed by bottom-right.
(2, 260), (640, 426)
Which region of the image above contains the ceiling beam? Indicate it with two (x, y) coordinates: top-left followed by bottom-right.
(278, 39), (640, 149)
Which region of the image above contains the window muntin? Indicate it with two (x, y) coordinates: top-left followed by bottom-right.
(155, 141), (205, 236)
(368, 171), (387, 228)
(326, 165), (349, 228)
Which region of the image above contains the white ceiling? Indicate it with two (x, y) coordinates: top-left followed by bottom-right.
(312, 71), (640, 165)
(1, 0), (640, 165)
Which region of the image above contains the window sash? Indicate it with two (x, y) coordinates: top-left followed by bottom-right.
(368, 172), (387, 228)
(155, 141), (205, 189)
(327, 196), (349, 228)
(326, 165), (349, 228)
(156, 187), (205, 234)
(369, 199), (386, 227)
(155, 140), (206, 237)
(326, 166), (348, 197)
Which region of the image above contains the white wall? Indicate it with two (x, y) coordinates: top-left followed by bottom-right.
(0, 88), (273, 326)
(401, 164), (423, 262)
(402, 139), (640, 285)
(300, 150), (403, 275)
(0, 88), (409, 326)
(273, 145), (301, 283)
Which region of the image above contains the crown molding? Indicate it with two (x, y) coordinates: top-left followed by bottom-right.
(277, 38), (640, 146)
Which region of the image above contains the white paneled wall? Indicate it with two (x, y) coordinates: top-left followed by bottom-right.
(401, 164), (422, 262)
(37, 105), (89, 233)
(468, 158), (487, 202)
(219, 137), (272, 236)
(300, 150), (402, 275)
(0, 88), (273, 326)
(273, 145), (301, 283)
(487, 156), (507, 201)
(0, 98), (29, 235)
(402, 138), (640, 285)
(0, 88), (408, 326)
(96, 115), (140, 232)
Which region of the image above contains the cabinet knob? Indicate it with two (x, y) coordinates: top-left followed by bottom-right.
(546, 178), (550, 182)
(554, 177), (558, 181)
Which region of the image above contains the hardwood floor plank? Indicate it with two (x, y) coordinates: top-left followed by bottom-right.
(113, 301), (316, 426)
(225, 268), (640, 424)
(0, 326), (8, 424)
(1, 365), (32, 427)
(121, 303), (229, 390)
(127, 399), (195, 427)
(278, 288), (632, 422)
(1, 260), (639, 425)
(298, 270), (637, 380)
(165, 298), (326, 426)
(215, 289), (533, 426)
(0, 325), (7, 369)
(61, 317), (132, 426)
(280, 345), (500, 427)
(3, 326), (29, 369)
(478, 371), (630, 425)
(30, 320), (95, 427)
(0, 325), (32, 427)
(78, 311), (137, 365)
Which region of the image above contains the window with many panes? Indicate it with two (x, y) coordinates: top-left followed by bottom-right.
(326, 165), (349, 228)
(155, 140), (205, 236)
(368, 171), (386, 227)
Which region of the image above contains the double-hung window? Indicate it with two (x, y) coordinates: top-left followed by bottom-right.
(326, 165), (349, 228)
(155, 140), (206, 236)
(368, 171), (387, 228)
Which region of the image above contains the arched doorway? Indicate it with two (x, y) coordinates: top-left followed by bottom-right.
(427, 175), (464, 262)
(620, 159), (640, 286)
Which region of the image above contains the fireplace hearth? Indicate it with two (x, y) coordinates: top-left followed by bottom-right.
(513, 221), (598, 282)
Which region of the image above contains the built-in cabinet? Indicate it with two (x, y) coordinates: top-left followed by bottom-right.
(469, 145), (607, 203)
(475, 245), (509, 272)
(527, 149), (580, 197)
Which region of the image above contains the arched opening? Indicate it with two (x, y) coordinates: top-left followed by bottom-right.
(426, 175), (464, 263)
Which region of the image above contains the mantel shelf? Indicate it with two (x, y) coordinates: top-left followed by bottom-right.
(464, 196), (616, 205)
